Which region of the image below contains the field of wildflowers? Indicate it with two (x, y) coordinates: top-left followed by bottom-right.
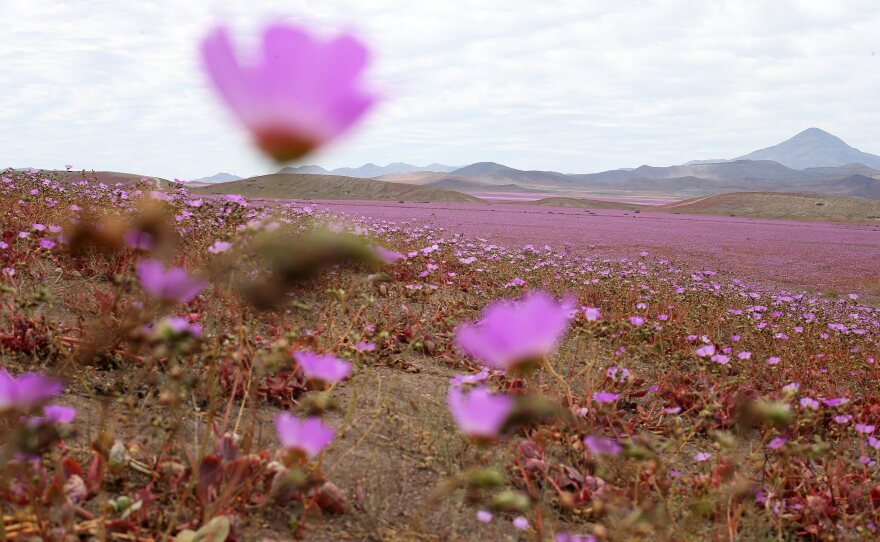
(3, 17), (880, 542)
(2, 166), (880, 541)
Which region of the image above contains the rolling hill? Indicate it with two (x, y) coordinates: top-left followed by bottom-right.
(655, 192), (880, 222)
(190, 173), (482, 202)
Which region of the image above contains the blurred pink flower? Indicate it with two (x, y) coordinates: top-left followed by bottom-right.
(454, 291), (571, 370)
(446, 385), (513, 440)
(583, 435), (622, 456)
(274, 413), (334, 458)
(476, 510), (493, 523)
(767, 436), (787, 449)
(592, 392), (619, 404)
(294, 351), (351, 384)
(208, 240), (232, 254)
(512, 516), (529, 531)
(201, 22), (376, 162)
(31, 404), (77, 426)
(583, 307), (601, 321)
(136, 259), (206, 304)
(0, 369), (62, 413)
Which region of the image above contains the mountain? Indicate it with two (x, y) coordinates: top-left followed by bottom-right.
(278, 165), (331, 175)
(189, 172), (241, 184)
(277, 162), (459, 178)
(191, 173), (482, 202)
(734, 128), (880, 169)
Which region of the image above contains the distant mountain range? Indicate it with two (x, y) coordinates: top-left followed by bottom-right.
(188, 128), (880, 199)
(188, 172), (242, 184)
(277, 162), (459, 178)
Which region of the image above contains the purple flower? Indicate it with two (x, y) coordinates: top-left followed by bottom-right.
(583, 307), (601, 321)
(694, 451), (712, 462)
(35, 404), (77, 425)
(711, 354), (731, 365)
(556, 533), (597, 542)
(294, 351), (351, 384)
(476, 510), (493, 523)
(454, 292), (571, 370)
(766, 356), (781, 365)
(856, 424), (876, 434)
(512, 516), (529, 531)
(592, 392), (619, 404)
(274, 413), (334, 458)
(158, 316), (203, 337)
(767, 436), (787, 450)
(446, 386), (513, 440)
(354, 341), (376, 352)
(374, 246), (405, 263)
(799, 397), (820, 410)
(208, 240), (231, 254)
(124, 230), (155, 251)
(629, 316), (645, 326)
(695, 344), (715, 357)
(834, 415), (852, 424)
(136, 259), (206, 304)
(201, 22), (376, 162)
(0, 369), (62, 412)
(583, 435), (622, 456)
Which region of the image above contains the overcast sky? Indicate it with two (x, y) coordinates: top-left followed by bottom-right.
(2, 0), (879, 179)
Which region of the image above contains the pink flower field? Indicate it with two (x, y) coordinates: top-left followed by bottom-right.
(2, 170), (880, 540)
(278, 199), (880, 299)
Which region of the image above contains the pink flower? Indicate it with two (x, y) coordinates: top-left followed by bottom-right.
(201, 22), (376, 162)
(766, 357), (781, 365)
(476, 510), (493, 523)
(556, 533), (597, 542)
(0, 369), (62, 412)
(695, 344), (715, 357)
(32, 404), (77, 425)
(512, 517), (529, 531)
(446, 386), (513, 440)
(592, 392), (619, 404)
(694, 451), (712, 462)
(354, 341), (376, 352)
(711, 354), (731, 365)
(583, 435), (622, 456)
(374, 246), (405, 263)
(274, 413), (334, 458)
(136, 259), (206, 304)
(208, 240), (232, 254)
(583, 307), (601, 321)
(454, 292), (571, 370)
(856, 424), (876, 434)
(767, 436), (787, 449)
(629, 316), (645, 326)
(294, 351), (351, 384)
(799, 397), (820, 410)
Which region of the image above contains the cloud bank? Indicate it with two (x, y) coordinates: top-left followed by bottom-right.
(2, 0), (879, 179)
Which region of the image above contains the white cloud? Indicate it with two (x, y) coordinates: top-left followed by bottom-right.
(1, 0), (879, 178)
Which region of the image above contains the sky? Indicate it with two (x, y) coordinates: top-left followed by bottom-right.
(2, 0), (880, 180)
